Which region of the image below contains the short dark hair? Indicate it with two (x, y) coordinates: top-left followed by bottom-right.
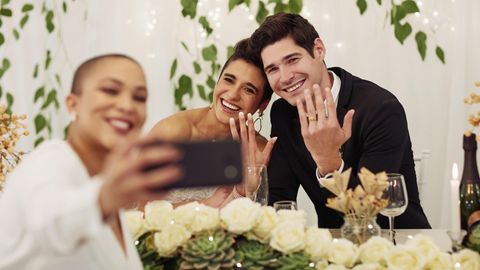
(70, 54), (142, 94)
(250, 12), (319, 57)
(218, 38), (273, 102)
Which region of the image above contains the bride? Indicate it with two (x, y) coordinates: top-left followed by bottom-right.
(149, 39), (276, 207)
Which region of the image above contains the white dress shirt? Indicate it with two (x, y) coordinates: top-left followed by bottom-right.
(0, 140), (143, 270)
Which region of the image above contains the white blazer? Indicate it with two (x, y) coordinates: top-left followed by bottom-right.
(0, 140), (143, 270)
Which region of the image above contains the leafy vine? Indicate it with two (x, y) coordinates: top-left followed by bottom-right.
(0, 0), (76, 147)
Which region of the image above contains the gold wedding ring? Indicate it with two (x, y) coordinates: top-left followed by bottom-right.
(307, 114), (317, 122)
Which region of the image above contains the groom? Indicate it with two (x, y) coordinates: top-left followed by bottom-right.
(248, 13), (430, 228)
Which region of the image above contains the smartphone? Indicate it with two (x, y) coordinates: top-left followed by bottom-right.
(142, 140), (243, 190)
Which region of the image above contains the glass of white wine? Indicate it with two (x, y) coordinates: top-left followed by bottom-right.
(380, 173), (408, 243)
(245, 165), (269, 206)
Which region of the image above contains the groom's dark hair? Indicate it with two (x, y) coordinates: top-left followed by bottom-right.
(250, 12), (320, 57)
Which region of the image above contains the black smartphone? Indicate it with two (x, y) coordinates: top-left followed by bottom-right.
(142, 140), (243, 190)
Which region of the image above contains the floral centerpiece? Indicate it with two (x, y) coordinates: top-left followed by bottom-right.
(320, 168), (389, 244)
(464, 81), (480, 137)
(0, 105), (28, 191)
(127, 198), (480, 270)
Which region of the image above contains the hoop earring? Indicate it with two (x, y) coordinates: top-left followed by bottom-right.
(254, 111), (263, 133)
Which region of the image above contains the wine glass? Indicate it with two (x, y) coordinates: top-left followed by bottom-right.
(273, 200), (298, 211)
(245, 165), (268, 206)
(380, 173), (409, 243)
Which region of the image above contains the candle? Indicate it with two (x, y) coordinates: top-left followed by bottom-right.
(451, 163), (461, 231)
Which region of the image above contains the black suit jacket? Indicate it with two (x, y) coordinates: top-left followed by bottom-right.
(268, 67), (431, 229)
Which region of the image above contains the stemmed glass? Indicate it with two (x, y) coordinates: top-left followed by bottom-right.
(273, 200), (298, 211)
(245, 165), (269, 206)
(380, 173), (409, 244)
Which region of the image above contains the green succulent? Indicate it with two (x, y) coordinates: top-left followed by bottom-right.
(136, 231), (179, 270)
(276, 252), (315, 270)
(234, 238), (279, 270)
(180, 229), (236, 270)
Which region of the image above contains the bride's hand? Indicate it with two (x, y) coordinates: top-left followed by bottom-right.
(229, 112), (276, 196)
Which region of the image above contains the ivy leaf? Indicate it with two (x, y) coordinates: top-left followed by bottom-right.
(6, 92), (13, 109)
(198, 16), (212, 36)
(208, 91), (213, 102)
(169, 58), (177, 79)
(210, 62), (220, 75)
(356, 0), (367, 15)
(0, 32), (4, 47)
(0, 8), (12, 17)
(206, 75), (216, 89)
(34, 114), (47, 134)
(390, 5), (406, 24)
(34, 136), (45, 147)
(415, 31), (427, 61)
(20, 14), (29, 28)
(376, 0), (382, 5)
(45, 10), (54, 33)
(435, 46), (445, 64)
(1, 0), (10, 5)
(33, 63), (39, 78)
(62, 1), (67, 13)
(244, 0), (251, 7)
(394, 22), (412, 44)
(2, 58), (10, 71)
(201, 44), (217, 62)
(193, 61), (201, 74)
(273, 2), (287, 14)
(180, 0), (198, 18)
(401, 0), (419, 14)
(0, 85), (2, 99)
(12, 28), (19, 40)
(44, 50), (51, 69)
(227, 45), (234, 58)
(228, 0), (243, 12)
(178, 75), (193, 98)
(181, 41), (190, 53)
(288, 0), (303, 14)
(41, 89), (57, 109)
(34, 86), (45, 103)
(255, 1), (268, 24)
(55, 73), (62, 87)
(21, 3), (34, 12)
(197, 84), (207, 100)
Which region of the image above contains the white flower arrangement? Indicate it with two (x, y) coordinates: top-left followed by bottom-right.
(127, 199), (480, 269)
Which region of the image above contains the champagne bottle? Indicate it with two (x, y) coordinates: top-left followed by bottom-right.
(460, 133), (480, 230)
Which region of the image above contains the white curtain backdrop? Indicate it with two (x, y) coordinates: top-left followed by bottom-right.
(1, 0), (479, 228)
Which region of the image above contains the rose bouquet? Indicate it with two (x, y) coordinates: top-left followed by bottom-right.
(126, 198), (480, 270)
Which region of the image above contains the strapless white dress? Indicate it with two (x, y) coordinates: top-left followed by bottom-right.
(163, 187), (217, 203)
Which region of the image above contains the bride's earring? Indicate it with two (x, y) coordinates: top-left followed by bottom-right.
(70, 111), (77, 122)
(254, 111), (263, 133)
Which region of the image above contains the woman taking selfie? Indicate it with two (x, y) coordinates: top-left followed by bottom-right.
(0, 54), (182, 270)
(149, 39), (276, 207)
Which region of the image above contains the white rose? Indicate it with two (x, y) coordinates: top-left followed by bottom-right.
(324, 265), (348, 270)
(352, 263), (386, 270)
(315, 260), (329, 270)
(384, 245), (425, 270)
(277, 209), (307, 225)
(248, 206), (278, 243)
(358, 236), (393, 264)
(270, 220), (305, 254)
(220, 198), (262, 234)
(305, 227), (332, 261)
(328, 238), (358, 267)
(173, 202), (219, 233)
(452, 249), (480, 270)
(124, 210), (146, 240)
(405, 234), (440, 261)
(173, 201), (199, 228)
(153, 223), (191, 257)
(423, 252), (453, 270)
(144, 200), (174, 230)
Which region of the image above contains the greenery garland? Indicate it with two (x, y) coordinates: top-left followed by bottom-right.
(171, 0), (445, 110)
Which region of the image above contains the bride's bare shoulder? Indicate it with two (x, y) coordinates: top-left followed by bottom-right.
(148, 108), (209, 142)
